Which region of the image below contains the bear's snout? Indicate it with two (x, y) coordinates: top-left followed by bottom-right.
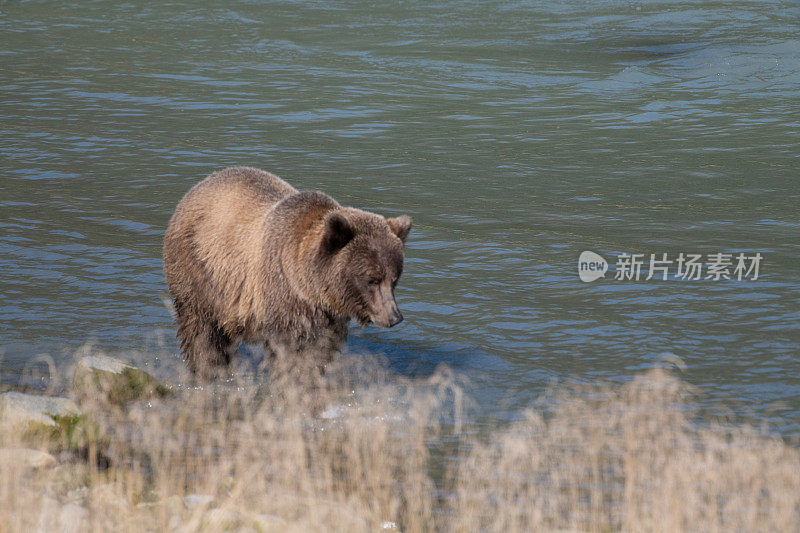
(370, 285), (403, 328)
(372, 306), (403, 328)
(386, 307), (404, 328)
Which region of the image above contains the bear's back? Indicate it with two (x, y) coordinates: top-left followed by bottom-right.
(182, 166), (297, 216)
(200, 166), (298, 205)
(164, 167), (300, 328)
(171, 166), (297, 247)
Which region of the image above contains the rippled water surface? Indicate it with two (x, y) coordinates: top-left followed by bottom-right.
(2, 1), (798, 433)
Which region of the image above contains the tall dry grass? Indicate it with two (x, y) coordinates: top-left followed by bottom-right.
(1, 355), (798, 532)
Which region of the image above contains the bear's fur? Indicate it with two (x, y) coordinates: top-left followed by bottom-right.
(163, 167), (412, 378)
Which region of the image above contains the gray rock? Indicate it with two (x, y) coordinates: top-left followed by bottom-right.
(0, 391), (106, 457)
(184, 493), (215, 508)
(72, 354), (170, 406)
(0, 392), (80, 427)
(36, 498), (88, 533)
(202, 508), (243, 530)
(0, 447), (57, 469)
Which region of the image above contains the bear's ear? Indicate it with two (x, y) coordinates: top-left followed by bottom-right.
(321, 212), (354, 254)
(387, 215), (412, 243)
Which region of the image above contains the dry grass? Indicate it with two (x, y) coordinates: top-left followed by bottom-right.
(1, 355), (798, 532)
(452, 369), (799, 532)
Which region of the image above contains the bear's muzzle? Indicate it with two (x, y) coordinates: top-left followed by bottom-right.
(370, 285), (404, 328)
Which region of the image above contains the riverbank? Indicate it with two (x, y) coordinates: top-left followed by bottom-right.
(2, 351), (797, 532)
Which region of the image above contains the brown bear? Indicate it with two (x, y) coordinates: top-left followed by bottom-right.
(163, 167), (412, 378)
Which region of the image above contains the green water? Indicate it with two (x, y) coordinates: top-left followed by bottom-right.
(1, 1), (798, 433)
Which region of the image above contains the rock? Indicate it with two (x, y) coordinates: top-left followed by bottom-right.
(36, 498), (88, 533)
(92, 483), (129, 516)
(184, 493), (215, 508)
(202, 508), (243, 530)
(254, 513), (289, 530)
(0, 447), (57, 469)
(0, 392), (80, 428)
(137, 494), (184, 520)
(72, 354), (170, 407)
(59, 503), (89, 533)
(0, 391), (106, 457)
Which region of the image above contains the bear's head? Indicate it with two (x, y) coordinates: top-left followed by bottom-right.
(315, 209), (412, 328)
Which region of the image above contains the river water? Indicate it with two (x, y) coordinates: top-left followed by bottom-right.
(1, 1), (798, 435)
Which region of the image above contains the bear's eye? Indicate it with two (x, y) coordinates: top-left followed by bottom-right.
(367, 277), (381, 286)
